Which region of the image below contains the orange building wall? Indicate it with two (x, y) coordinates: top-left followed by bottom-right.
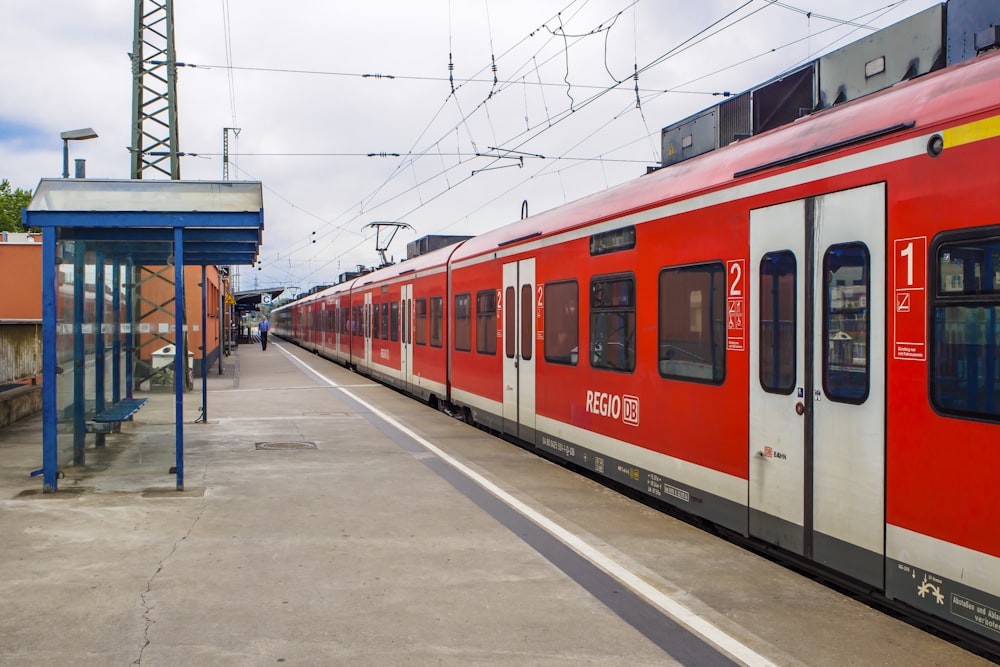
(0, 236), (43, 320)
(136, 265), (226, 367)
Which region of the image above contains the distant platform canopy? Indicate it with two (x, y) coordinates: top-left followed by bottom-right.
(24, 179), (264, 266)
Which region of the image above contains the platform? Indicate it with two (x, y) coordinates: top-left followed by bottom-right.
(0, 340), (995, 666)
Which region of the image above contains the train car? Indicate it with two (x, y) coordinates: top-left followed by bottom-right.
(274, 38), (1000, 650)
(274, 241), (461, 406)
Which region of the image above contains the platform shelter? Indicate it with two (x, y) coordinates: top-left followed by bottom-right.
(22, 179), (264, 492)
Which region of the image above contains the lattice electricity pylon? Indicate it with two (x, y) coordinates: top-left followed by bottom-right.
(129, 0), (181, 180)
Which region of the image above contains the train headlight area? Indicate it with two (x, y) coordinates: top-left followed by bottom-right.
(1, 341), (995, 664)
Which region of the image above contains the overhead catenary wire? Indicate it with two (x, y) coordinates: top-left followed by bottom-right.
(232, 1), (921, 288)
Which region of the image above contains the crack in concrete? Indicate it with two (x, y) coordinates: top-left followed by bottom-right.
(131, 464), (210, 665)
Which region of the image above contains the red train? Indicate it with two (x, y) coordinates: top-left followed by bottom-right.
(273, 41), (1000, 648)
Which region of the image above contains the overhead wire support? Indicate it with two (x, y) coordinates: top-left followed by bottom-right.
(129, 0), (181, 179)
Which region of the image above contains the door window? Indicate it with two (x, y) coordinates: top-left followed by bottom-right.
(759, 251), (796, 394)
(823, 243), (870, 403)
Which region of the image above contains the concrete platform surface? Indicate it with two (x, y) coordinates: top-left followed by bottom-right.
(0, 340), (995, 666)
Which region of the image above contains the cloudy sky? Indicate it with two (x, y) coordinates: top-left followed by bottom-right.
(1, 0), (941, 294)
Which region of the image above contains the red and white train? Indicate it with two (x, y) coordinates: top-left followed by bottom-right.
(273, 33), (1000, 648)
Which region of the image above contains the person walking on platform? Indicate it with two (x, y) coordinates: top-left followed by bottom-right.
(259, 318), (270, 351)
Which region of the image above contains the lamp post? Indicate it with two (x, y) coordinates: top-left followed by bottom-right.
(60, 128), (98, 178)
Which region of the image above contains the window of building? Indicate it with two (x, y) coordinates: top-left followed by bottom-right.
(658, 263), (725, 383)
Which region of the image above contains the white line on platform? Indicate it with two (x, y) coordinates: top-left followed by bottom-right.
(282, 347), (777, 667)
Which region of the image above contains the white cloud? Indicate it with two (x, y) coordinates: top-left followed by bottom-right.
(0, 0), (942, 289)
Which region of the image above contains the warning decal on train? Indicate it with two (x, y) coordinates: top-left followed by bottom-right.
(893, 236), (927, 361)
(727, 259), (746, 352)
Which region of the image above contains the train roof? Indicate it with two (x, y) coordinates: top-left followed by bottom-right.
(450, 47), (1000, 263)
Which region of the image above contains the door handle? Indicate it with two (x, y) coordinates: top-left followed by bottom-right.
(795, 401), (805, 416)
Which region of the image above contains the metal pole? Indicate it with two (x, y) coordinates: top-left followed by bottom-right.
(42, 228), (59, 491)
(200, 265), (207, 422)
(173, 229), (185, 490)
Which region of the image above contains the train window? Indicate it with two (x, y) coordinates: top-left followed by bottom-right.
(544, 280), (578, 365)
(476, 290), (497, 355)
(823, 243), (870, 403)
(455, 293), (472, 352)
(590, 225), (636, 256)
(381, 302), (390, 341)
(390, 301), (399, 342)
(931, 233), (1000, 421)
(415, 298), (427, 345)
(372, 301), (380, 340)
(759, 251), (797, 394)
(505, 287), (516, 358)
(430, 296), (443, 348)
(521, 284), (533, 361)
(658, 263), (725, 383)
(590, 274), (635, 372)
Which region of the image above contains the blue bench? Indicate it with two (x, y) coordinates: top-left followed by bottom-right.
(87, 397), (149, 433)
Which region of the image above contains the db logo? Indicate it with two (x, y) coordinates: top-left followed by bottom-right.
(622, 395), (640, 426)
(585, 390), (640, 427)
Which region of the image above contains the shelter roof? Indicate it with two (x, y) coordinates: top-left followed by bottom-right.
(23, 179), (264, 266)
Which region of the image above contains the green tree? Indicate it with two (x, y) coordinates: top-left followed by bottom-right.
(0, 179), (33, 233)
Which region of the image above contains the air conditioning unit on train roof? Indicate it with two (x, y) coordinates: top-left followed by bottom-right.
(657, 0), (1000, 169)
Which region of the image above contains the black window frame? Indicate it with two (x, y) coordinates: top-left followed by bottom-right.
(758, 250), (797, 395)
(430, 296), (444, 348)
(822, 242), (871, 404)
(475, 289), (497, 355)
(657, 262), (726, 384)
(589, 273), (635, 373)
(544, 280), (579, 365)
(929, 228), (1000, 422)
(454, 293), (472, 352)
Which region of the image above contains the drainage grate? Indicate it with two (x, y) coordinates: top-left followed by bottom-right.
(255, 441), (317, 451)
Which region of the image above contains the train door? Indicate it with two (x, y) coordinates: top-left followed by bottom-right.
(749, 183), (886, 588)
(401, 284), (413, 387)
(502, 259), (537, 442)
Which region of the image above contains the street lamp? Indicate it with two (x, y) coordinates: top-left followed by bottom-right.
(60, 128), (98, 178)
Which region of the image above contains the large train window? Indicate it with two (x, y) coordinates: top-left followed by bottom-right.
(823, 243), (870, 403)
(759, 251), (796, 394)
(430, 297), (443, 347)
(930, 232), (1000, 421)
(454, 293), (472, 352)
(372, 301), (381, 340)
(544, 280), (579, 365)
(381, 302), (390, 341)
(590, 274), (635, 372)
(476, 290), (497, 354)
(658, 262), (725, 383)
(415, 298), (427, 345)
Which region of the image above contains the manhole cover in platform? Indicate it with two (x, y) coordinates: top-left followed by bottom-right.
(255, 441), (317, 450)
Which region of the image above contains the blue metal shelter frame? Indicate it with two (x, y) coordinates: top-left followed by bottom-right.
(23, 179), (264, 492)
